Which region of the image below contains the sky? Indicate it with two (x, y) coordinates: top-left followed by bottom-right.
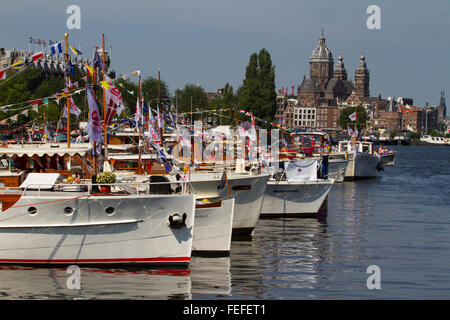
(1, 0), (449, 112)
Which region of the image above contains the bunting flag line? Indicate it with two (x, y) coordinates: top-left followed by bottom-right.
(84, 64), (94, 77)
(31, 52), (44, 61)
(50, 42), (63, 55)
(69, 46), (82, 56)
(11, 60), (26, 70)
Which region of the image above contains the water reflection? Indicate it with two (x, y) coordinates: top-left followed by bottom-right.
(190, 257), (231, 298)
(0, 266), (192, 300)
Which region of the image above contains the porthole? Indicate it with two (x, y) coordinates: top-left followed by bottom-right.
(64, 207), (74, 215)
(105, 207), (115, 216)
(232, 185), (251, 191)
(28, 207), (38, 215)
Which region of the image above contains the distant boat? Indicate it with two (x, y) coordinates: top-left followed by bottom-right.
(376, 149), (396, 166)
(260, 159), (335, 217)
(335, 141), (382, 180)
(420, 135), (450, 146)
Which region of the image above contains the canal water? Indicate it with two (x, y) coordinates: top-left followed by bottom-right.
(0, 145), (449, 300)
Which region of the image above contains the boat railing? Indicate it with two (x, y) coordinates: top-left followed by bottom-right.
(19, 180), (189, 196)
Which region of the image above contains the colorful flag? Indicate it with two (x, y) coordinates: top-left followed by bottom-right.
(31, 51), (44, 61)
(85, 87), (102, 143)
(69, 46), (82, 56)
(50, 42), (63, 55)
(0, 70), (6, 80)
(135, 97), (142, 126)
(349, 111), (356, 121)
(93, 50), (104, 71)
(11, 60), (25, 70)
(62, 96), (81, 118)
(84, 64), (94, 77)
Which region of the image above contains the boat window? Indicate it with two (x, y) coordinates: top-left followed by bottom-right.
(105, 207), (116, 216)
(28, 207), (38, 215)
(64, 207), (74, 215)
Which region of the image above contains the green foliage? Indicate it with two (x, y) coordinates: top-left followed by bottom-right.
(338, 105), (368, 130)
(174, 84), (208, 113)
(96, 171), (116, 184)
(115, 78), (138, 116)
(407, 131), (421, 140)
(237, 49), (276, 127)
(142, 77), (170, 108)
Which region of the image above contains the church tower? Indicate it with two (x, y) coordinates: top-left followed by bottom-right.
(333, 51), (347, 80)
(354, 51), (370, 97)
(310, 30), (334, 92)
(439, 90), (446, 118)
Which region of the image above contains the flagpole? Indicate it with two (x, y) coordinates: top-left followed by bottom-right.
(92, 47), (98, 177)
(354, 110), (357, 147)
(158, 69), (163, 146)
(102, 33), (109, 162)
(136, 72), (145, 174)
(64, 33), (71, 149)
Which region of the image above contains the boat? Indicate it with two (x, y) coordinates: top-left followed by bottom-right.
(376, 147), (396, 166)
(177, 171), (269, 237)
(282, 131), (349, 183)
(0, 173), (196, 267)
(192, 198), (235, 256)
(336, 140), (382, 180)
(260, 159), (335, 217)
(420, 135), (450, 146)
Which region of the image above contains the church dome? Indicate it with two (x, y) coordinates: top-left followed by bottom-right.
(310, 31), (333, 63)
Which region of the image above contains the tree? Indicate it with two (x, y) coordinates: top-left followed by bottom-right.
(238, 49), (276, 126)
(174, 84), (208, 113)
(338, 105), (368, 130)
(141, 76), (170, 109)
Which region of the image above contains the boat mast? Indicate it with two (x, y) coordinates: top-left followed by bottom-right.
(64, 32), (71, 149)
(354, 110), (357, 147)
(102, 34), (108, 162)
(158, 69), (163, 144)
(136, 72), (145, 174)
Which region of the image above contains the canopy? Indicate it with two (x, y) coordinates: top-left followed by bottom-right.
(285, 159), (318, 182)
(0, 143), (92, 158)
(19, 173), (60, 190)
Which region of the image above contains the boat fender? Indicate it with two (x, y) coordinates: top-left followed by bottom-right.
(168, 213), (187, 229)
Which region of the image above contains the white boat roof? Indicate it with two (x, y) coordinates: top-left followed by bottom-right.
(0, 143), (93, 157)
(108, 153), (157, 160)
(19, 173), (60, 190)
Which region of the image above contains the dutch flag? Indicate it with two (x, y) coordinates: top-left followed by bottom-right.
(348, 111), (357, 121)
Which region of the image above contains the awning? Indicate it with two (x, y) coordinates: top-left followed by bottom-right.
(19, 173), (60, 190)
(0, 143), (93, 158)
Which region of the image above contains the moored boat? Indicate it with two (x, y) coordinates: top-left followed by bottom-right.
(192, 198), (235, 256)
(336, 141), (382, 180)
(0, 173), (196, 267)
(260, 159), (335, 217)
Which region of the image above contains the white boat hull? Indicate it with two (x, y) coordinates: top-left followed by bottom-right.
(328, 159), (348, 183)
(192, 198), (234, 255)
(189, 173), (269, 236)
(261, 179), (334, 217)
(345, 151), (381, 180)
(0, 192), (195, 266)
